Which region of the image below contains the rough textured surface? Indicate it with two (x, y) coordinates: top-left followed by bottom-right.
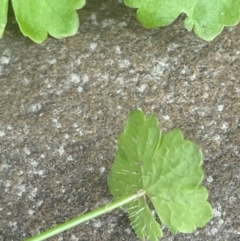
(0, 1), (240, 241)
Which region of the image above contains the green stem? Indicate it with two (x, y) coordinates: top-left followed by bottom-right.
(24, 189), (146, 241)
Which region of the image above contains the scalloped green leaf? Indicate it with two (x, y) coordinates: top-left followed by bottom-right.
(0, 0), (8, 38)
(124, 0), (240, 41)
(108, 110), (213, 240)
(11, 0), (86, 43)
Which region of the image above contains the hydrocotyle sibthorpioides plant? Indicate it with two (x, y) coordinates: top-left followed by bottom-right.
(1, 1), (240, 42)
(0, 0), (86, 43)
(124, 0), (240, 41)
(108, 109), (213, 240)
(25, 110), (212, 241)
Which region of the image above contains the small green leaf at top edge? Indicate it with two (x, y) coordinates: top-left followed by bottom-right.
(108, 110), (213, 240)
(124, 0), (240, 41)
(0, 0), (8, 39)
(11, 0), (86, 43)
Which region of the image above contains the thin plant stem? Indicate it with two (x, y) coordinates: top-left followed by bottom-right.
(24, 189), (146, 241)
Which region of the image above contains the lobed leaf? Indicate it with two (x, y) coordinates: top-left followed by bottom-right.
(108, 110), (213, 240)
(124, 0), (240, 41)
(11, 0), (86, 43)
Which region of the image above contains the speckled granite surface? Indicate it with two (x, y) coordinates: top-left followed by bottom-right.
(0, 1), (240, 241)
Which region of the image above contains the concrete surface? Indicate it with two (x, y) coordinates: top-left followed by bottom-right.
(0, 0), (240, 240)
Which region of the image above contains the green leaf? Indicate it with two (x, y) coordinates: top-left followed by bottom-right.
(0, 0), (8, 38)
(11, 0), (86, 43)
(124, 0), (240, 41)
(108, 110), (213, 240)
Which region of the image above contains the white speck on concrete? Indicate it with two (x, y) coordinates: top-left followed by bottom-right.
(210, 227), (218, 235)
(73, 123), (78, 128)
(115, 45), (122, 54)
(229, 196), (236, 205)
(221, 122), (229, 130)
(166, 93), (174, 103)
(189, 74), (196, 81)
(118, 21), (127, 27)
(70, 234), (79, 241)
(9, 221), (17, 231)
(64, 134), (69, 139)
(58, 145), (65, 156)
(107, 220), (117, 233)
(36, 200), (43, 208)
(28, 103), (42, 113)
(34, 170), (44, 176)
(213, 135), (221, 141)
(116, 76), (124, 85)
(213, 207), (222, 218)
(217, 105), (224, 111)
(137, 84), (148, 92)
(24, 147), (31, 155)
(167, 43), (180, 52)
(105, 58), (114, 66)
(76, 128), (83, 136)
(194, 231), (199, 236)
(150, 59), (169, 77)
(0, 130), (6, 137)
(118, 59), (130, 68)
(67, 155), (74, 161)
(28, 187), (38, 200)
(17, 184), (26, 196)
(90, 13), (98, 25)
(70, 74), (81, 84)
(209, 207), (224, 236)
(85, 166), (94, 172)
(1, 55), (10, 64)
(207, 120), (216, 126)
(82, 74), (89, 83)
(7, 125), (12, 130)
(28, 209), (35, 215)
(1, 163), (11, 171)
(163, 115), (170, 120)
(77, 86), (83, 93)
(30, 159), (38, 167)
(181, 68), (186, 74)
(93, 220), (102, 228)
(91, 13), (97, 21)
(47, 59), (56, 65)
(99, 167), (106, 174)
(90, 42), (97, 51)
(52, 118), (62, 129)
(75, 58), (81, 65)
(218, 219), (224, 225)
(58, 236), (63, 241)
(5, 180), (11, 187)
(102, 19), (115, 27)
(125, 228), (132, 234)
(235, 86), (240, 93)
(207, 175), (213, 183)
(40, 154), (45, 158)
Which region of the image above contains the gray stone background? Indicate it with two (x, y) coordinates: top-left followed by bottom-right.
(0, 0), (240, 240)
